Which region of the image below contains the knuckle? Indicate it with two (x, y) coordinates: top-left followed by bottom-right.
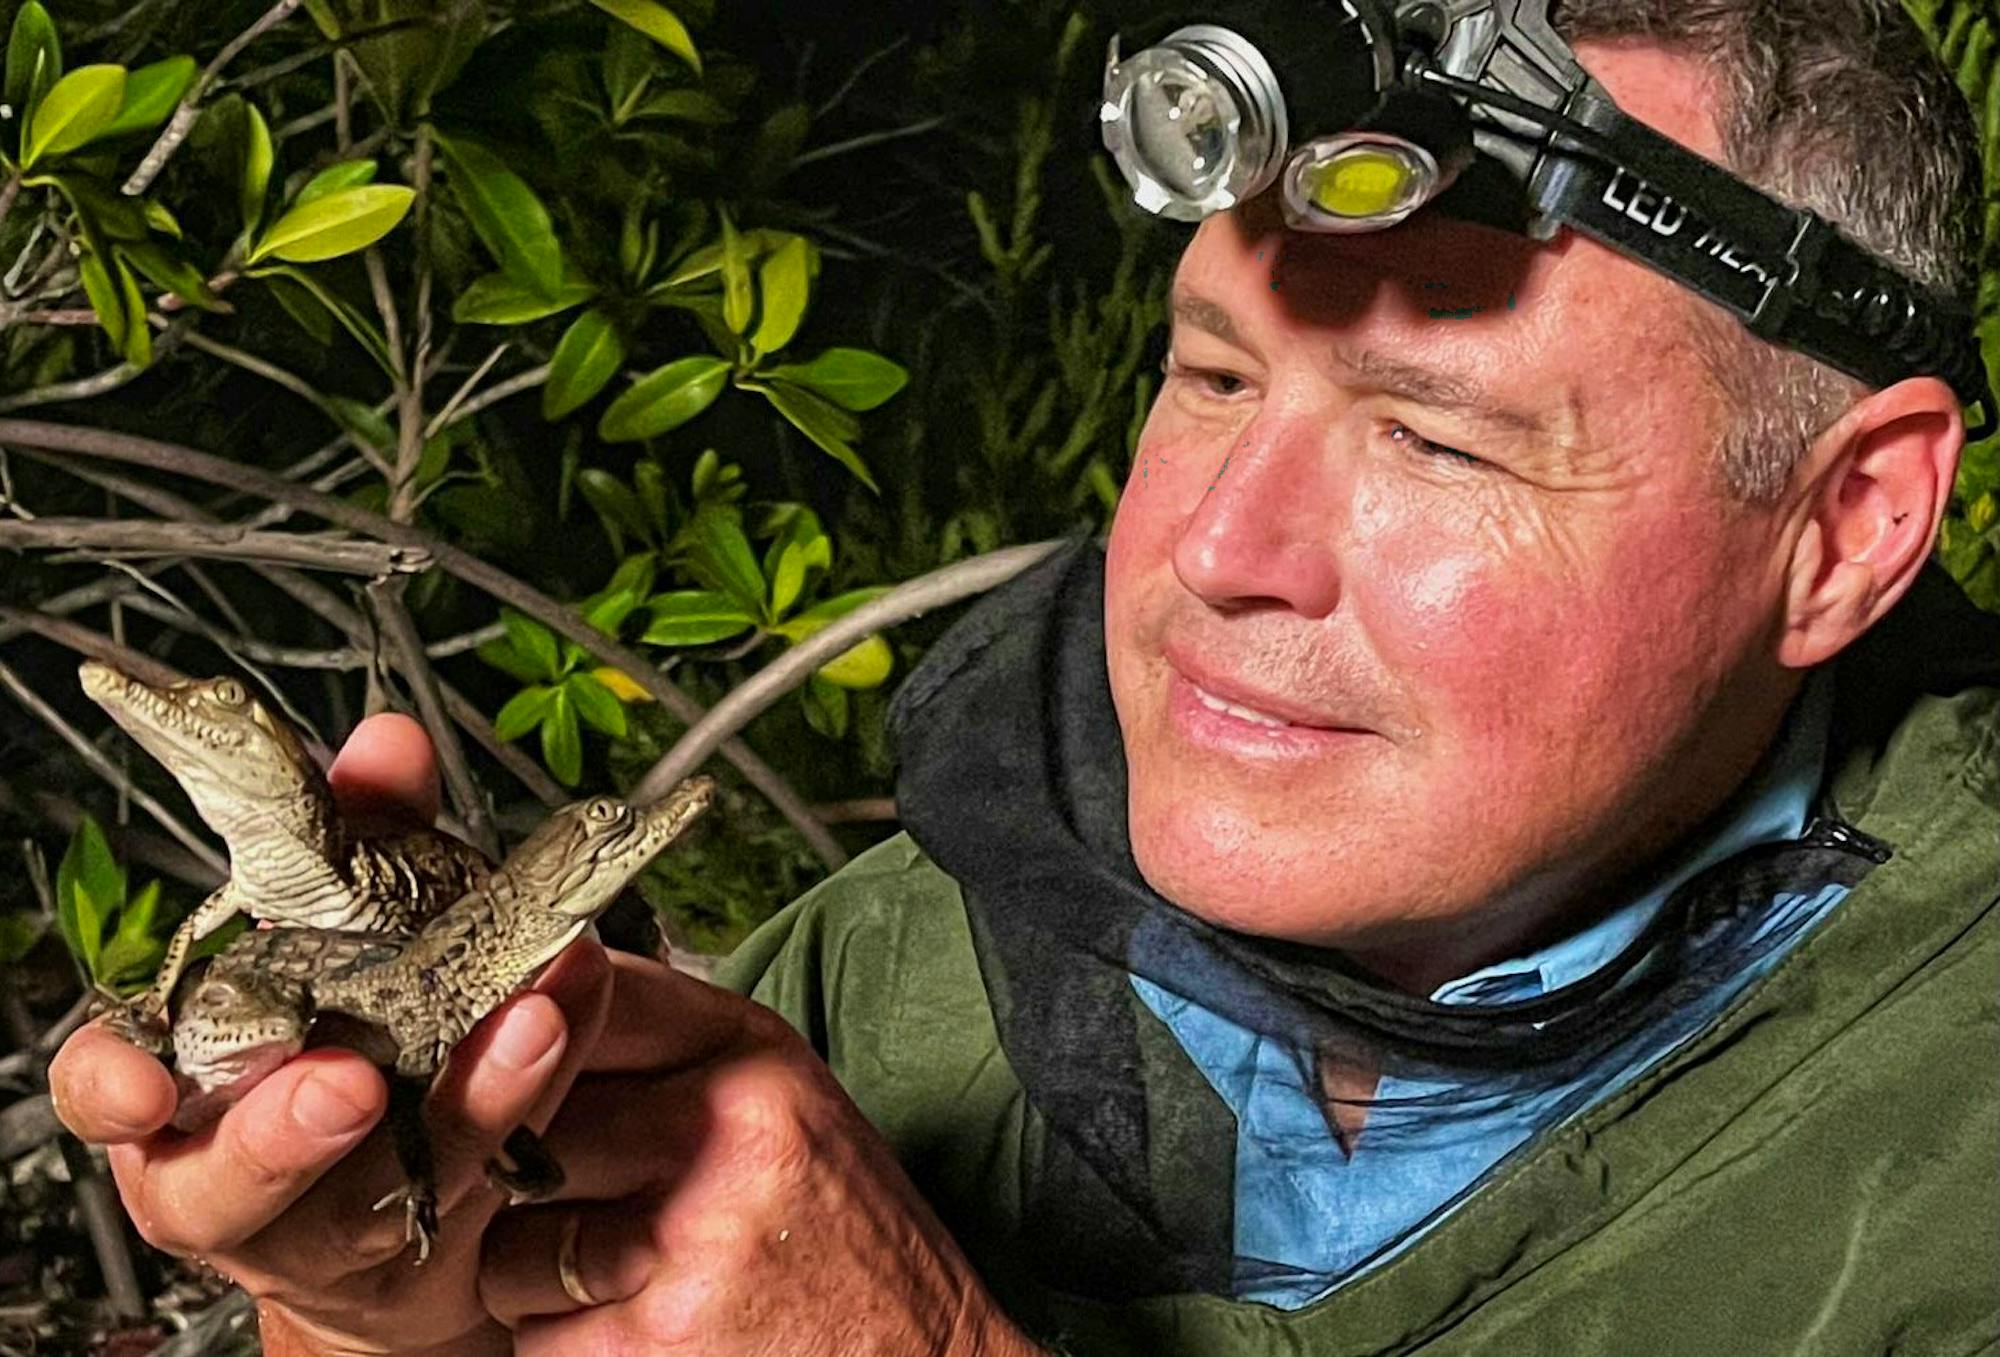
(710, 1061), (811, 1171)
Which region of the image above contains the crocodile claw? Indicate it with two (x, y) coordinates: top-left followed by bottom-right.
(484, 1124), (567, 1204)
(99, 993), (173, 1059)
(372, 1183), (440, 1264)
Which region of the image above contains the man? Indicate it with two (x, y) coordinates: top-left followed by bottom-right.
(50, 1), (1999, 1352)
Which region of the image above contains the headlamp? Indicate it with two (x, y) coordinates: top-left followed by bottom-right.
(1101, 1), (1996, 440)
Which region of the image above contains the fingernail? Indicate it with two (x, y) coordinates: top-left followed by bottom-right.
(291, 1077), (376, 1138)
(489, 1000), (564, 1072)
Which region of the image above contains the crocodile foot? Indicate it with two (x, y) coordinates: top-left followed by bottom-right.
(484, 1124), (566, 1204)
(98, 993), (172, 1059)
(372, 1181), (440, 1264)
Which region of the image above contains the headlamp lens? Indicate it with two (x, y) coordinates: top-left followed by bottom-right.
(1101, 28), (1287, 221)
(1284, 136), (1441, 232)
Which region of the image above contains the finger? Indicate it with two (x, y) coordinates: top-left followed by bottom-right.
(500, 1069), (721, 1205)
(244, 940), (617, 1269)
(328, 711), (440, 831)
(49, 1021), (178, 1143)
(480, 1198), (658, 1329)
(117, 1048), (385, 1257)
(423, 941), (612, 1214)
(583, 950), (775, 1074)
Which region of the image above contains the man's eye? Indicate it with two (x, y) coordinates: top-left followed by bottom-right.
(1164, 357), (1247, 398)
(1388, 423), (1481, 467)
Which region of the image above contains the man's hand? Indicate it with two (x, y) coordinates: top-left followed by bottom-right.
(477, 951), (1045, 1357)
(47, 714), (614, 1356)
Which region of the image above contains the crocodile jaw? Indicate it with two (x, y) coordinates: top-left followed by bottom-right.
(80, 661), (322, 811)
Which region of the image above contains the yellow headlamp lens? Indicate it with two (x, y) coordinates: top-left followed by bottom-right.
(1308, 147), (1419, 218)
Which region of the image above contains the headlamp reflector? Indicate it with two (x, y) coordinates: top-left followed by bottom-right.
(1283, 135), (1442, 232)
(1101, 27), (1287, 221)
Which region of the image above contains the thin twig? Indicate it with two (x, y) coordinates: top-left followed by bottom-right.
(123, 0), (305, 196)
(0, 421), (848, 867)
(368, 580), (499, 858)
(632, 540), (1064, 802)
(439, 363), (551, 425)
(0, 603), (184, 687)
(0, 778), (224, 891)
(0, 517), (433, 574)
(0, 653), (226, 877)
(793, 116), (949, 168)
(425, 343), (510, 439)
(179, 331), (390, 474)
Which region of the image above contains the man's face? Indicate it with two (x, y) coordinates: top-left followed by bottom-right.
(1104, 43), (1805, 983)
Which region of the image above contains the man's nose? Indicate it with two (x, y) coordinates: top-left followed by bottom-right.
(1169, 414), (1345, 618)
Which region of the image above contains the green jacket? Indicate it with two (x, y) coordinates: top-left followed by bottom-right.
(715, 566), (2000, 1356)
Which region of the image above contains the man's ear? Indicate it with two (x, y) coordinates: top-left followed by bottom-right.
(1777, 376), (1963, 670)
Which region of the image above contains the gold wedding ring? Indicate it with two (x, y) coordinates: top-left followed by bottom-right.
(556, 1212), (600, 1307)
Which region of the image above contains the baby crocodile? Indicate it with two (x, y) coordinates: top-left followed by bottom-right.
(79, 661), (492, 1040)
(170, 779), (717, 1260)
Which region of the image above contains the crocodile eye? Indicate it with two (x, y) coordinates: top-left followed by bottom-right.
(211, 678), (248, 707)
(585, 797), (624, 824)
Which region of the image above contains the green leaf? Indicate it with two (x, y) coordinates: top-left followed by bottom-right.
(294, 158), (378, 209)
(493, 684), (557, 741)
(241, 101), (272, 234)
(801, 672), (848, 739)
(544, 309), (628, 420)
(633, 458), (670, 534)
(630, 88), (732, 124)
(98, 879), (167, 990)
(502, 609), (564, 681)
(118, 240), (223, 312)
(576, 468), (654, 551)
(604, 552), (659, 600)
(477, 636), (550, 685)
(311, 0), (482, 124)
(77, 248), (128, 359)
(640, 590), (756, 645)
(0, 910), (45, 967)
(453, 271), (596, 326)
(603, 23), (656, 120)
(687, 507), (766, 615)
(325, 396), (394, 456)
(23, 65), (126, 168)
(248, 184), (416, 264)
(565, 671), (628, 738)
(261, 272), (335, 346)
(435, 132), (565, 300)
(98, 55), (195, 141)
(541, 689), (583, 786)
(587, 0), (702, 74)
(113, 254), (151, 367)
(56, 815), (123, 982)
(718, 210), (753, 335)
(6, 3), (61, 134)
(751, 235), (812, 357)
(761, 379), (878, 491)
(768, 542), (813, 619)
(245, 264), (396, 375)
(780, 585), (890, 632)
(813, 632), (894, 689)
(580, 581), (644, 636)
(766, 347), (909, 412)
(598, 354), (730, 442)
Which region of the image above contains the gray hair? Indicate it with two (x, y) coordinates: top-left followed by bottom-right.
(1552, 0), (1984, 502)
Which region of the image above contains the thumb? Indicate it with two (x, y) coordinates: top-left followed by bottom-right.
(328, 712), (441, 833)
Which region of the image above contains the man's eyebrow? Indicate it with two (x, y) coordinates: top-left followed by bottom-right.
(1172, 293), (1245, 347)
(1335, 346), (1548, 439)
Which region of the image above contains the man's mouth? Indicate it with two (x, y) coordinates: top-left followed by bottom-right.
(1188, 683), (1294, 728)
